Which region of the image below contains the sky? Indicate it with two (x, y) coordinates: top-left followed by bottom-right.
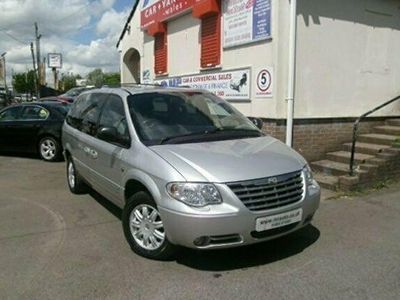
(0, 0), (134, 87)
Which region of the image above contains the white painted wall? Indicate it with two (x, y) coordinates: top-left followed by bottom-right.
(294, 0), (400, 118)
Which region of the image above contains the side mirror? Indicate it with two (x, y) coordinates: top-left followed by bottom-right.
(248, 117), (263, 129)
(98, 126), (131, 148)
(98, 126), (119, 143)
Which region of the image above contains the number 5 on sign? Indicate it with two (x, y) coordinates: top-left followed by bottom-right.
(255, 67), (273, 98)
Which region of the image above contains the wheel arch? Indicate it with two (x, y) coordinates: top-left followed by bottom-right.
(123, 172), (162, 205)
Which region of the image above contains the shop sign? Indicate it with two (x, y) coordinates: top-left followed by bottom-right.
(155, 68), (251, 101)
(223, 0), (271, 48)
(254, 67), (273, 97)
(47, 53), (62, 68)
(141, 0), (195, 28)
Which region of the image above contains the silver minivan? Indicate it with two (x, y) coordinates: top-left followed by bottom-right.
(62, 86), (320, 260)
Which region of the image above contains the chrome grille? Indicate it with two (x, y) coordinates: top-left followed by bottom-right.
(226, 171), (304, 211)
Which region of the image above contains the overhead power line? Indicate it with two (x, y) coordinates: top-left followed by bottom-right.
(0, 29), (30, 45)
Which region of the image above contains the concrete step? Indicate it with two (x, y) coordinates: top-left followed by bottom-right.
(343, 142), (391, 155)
(358, 133), (398, 146)
(359, 163), (378, 173)
(386, 119), (400, 126)
(313, 172), (339, 190)
(374, 125), (400, 136)
(311, 160), (351, 176)
(326, 151), (374, 164)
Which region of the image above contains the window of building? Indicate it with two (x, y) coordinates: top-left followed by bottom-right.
(154, 31), (168, 75)
(200, 4), (221, 68)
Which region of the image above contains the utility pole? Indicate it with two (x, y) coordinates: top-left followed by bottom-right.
(1, 52), (9, 104)
(30, 42), (38, 98)
(35, 22), (41, 99)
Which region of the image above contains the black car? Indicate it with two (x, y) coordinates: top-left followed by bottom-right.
(0, 101), (70, 161)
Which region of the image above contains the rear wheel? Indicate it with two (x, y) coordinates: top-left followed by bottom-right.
(122, 191), (176, 260)
(66, 157), (88, 194)
(38, 137), (61, 162)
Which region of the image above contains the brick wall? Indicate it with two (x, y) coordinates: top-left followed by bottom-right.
(261, 118), (388, 162)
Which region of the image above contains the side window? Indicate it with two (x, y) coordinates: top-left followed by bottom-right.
(80, 93), (107, 136)
(66, 94), (87, 129)
(0, 107), (22, 121)
(20, 106), (49, 120)
(98, 95), (130, 145)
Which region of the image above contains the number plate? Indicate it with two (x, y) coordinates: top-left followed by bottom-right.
(255, 208), (303, 232)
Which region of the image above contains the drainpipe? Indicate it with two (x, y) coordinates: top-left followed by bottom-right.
(285, 0), (297, 147)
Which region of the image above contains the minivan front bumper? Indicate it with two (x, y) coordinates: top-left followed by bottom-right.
(158, 184), (320, 249)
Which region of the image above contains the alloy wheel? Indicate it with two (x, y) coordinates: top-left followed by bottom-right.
(129, 204), (165, 250)
(68, 161), (75, 189)
(40, 139), (56, 160)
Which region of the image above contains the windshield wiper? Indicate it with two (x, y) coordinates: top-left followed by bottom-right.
(160, 128), (262, 144)
(160, 130), (214, 144)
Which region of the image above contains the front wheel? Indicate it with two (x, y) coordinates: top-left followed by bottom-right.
(122, 191), (176, 260)
(66, 157), (88, 194)
(38, 137), (62, 162)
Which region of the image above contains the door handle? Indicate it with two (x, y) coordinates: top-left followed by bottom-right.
(83, 146), (91, 155)
(89, 149), (98, 159)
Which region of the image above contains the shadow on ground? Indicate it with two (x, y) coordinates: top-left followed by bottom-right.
(89, 191), (320, 271)
(90, 190), (123, 220)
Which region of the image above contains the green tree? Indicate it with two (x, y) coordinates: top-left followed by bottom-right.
(60, 73), (81, 92)
(103, 72), (120, 86)
(87, 68), (104, 88)
(12, 71), (36, 95)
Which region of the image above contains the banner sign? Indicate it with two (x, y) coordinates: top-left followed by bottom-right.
(155, 68), (251, 101)
(223, 0), (271, 48)
(254, 67), (273, 98)
(141, 0), (194, 28)
(47, 53), (62, 68)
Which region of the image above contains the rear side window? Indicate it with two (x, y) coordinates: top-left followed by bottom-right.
(98, 95), (130, 145)
(0, 106), (22, 121)
(80, 94), (107, 136)
(66, 93), (107, 135)
(66, 94), (88, 129)
(20, 106), (49, 120)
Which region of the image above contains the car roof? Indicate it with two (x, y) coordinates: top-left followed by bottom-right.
(15, 101), (70, 107)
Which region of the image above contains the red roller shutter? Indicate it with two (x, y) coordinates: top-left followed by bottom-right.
(154, 31), (167, 75)
(200, 11), (221, 68)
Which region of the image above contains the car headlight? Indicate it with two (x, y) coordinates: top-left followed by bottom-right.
(166, 182), (222, 207)
(303, 164), (316, 186)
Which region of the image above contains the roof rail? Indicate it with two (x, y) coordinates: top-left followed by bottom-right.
(121, 83), (162, 87)
(120, 83), (192, 89)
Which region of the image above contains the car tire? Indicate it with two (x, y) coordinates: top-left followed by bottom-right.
(122, 191), (176, 260)
(66, 157), (88, 194)
(38, 137), (62, 162)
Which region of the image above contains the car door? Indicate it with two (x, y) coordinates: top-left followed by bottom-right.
(0, 106), (23, 152)
(84, 94), (130, 206)
(18, 105), (51, 152)
(71, 93), (108, 184)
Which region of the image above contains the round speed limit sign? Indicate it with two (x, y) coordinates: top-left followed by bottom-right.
(256, 69), (272, 92)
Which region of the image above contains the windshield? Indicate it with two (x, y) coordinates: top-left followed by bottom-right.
(127, 91), (261, 145)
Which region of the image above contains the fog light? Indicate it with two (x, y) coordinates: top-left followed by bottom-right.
(193, 236), (210, 247)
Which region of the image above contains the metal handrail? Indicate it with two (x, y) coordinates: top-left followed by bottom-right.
(349, 94), (400, 176)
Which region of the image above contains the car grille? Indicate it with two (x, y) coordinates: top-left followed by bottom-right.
(226, 171), (304, 211)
